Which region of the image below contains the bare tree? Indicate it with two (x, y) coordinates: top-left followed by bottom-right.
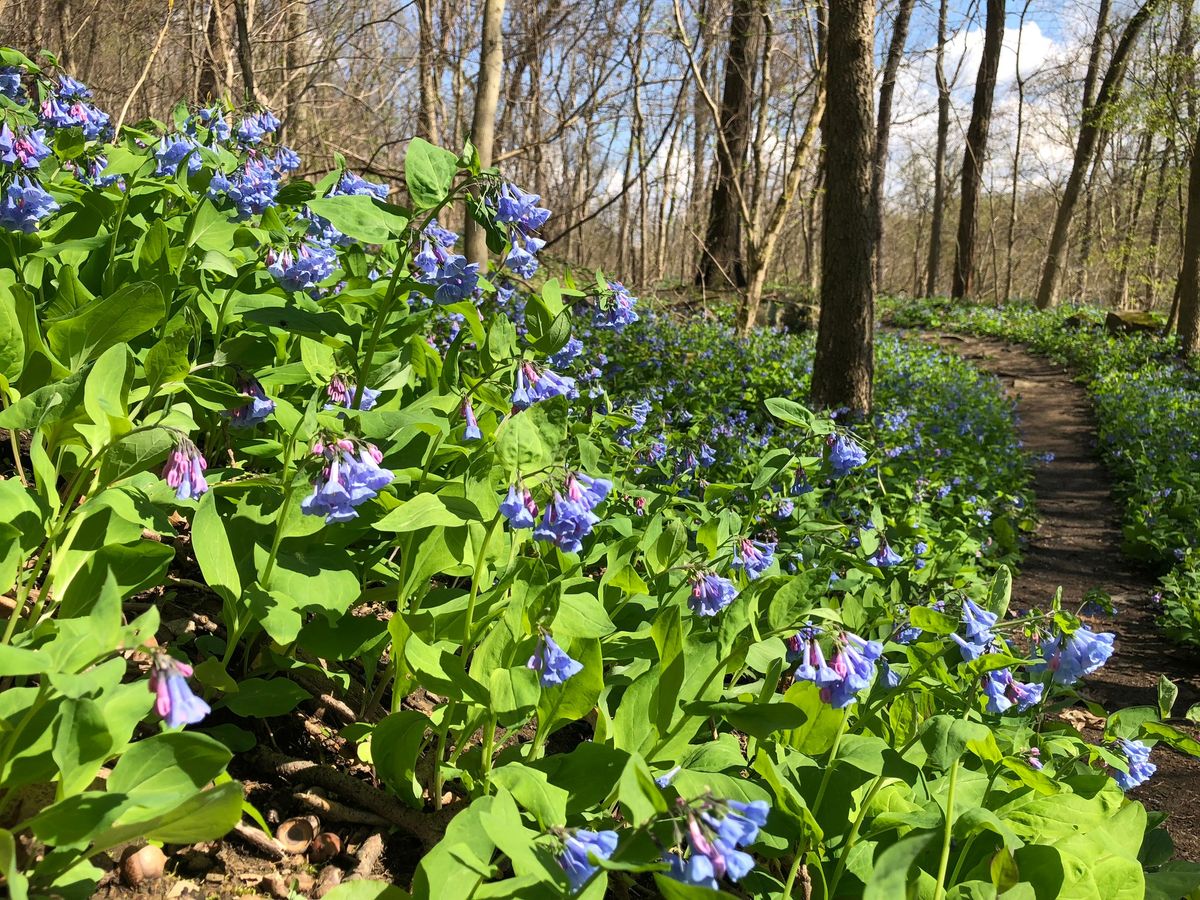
(924, 0), (950, 297)
(1175, 121), (1200, 357)
(872, 0), (915, 290)
(811, 0), (874, 413)
(950, 0), (1005, 300)
(464, 0), (506, 264)
(1035, 0), (1166, 308)
(696, 0), (758, 289)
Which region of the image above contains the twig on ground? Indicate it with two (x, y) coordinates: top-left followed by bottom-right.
(232, 822), (286, 860)
(348, 833), (385, 880)
(293, 791), (390, 826)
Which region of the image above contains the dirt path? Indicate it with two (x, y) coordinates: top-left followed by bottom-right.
(923, 332), (1200, 860)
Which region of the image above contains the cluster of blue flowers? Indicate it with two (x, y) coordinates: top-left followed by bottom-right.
(665, 798), (770, 890)
(149, 653), (210, 729)
(527, 633), (583, 687)
(512, 362), (577, 409)
(300, 438), (394, 523)
(688, 571), (739, 616)
(266, 241), (338, 293)
(731, 538), (775, 579)
(162, 437), (209, 502)
(227, 373), (275, 427)
(532, 473), (611, 553)
(1112, 738), (1156, 790)
(788, 624), (885, 708)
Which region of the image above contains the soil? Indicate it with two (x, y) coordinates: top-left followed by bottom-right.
(922, 331), (1200, 861)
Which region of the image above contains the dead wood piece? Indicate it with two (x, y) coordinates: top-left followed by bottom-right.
(348, 833), (385, 881)
(293, 790), (390, 826)
(232, 821), (286, 860)
(250, 746), (458, 850)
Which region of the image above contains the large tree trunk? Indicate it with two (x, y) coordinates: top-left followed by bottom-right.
(416, 0), (441, 145)
(872, 0), (916, 290)
(1176, 123), (1200, 357)
(811, 0), (875, 413)
(464, 0), (506, 265)
(696, 0), (757, 289)
(1112, 132), (1154, 308)
(1034, 0), (1164, 308)
(233, 0), (257, 103)
(924, 0), (950, 297)
(950, 0), (1005, 300)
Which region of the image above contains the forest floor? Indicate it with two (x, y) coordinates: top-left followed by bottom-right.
(922, 332), (1200, 861)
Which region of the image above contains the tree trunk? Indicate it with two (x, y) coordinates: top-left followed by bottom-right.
(196, 0), (220, 102)
(811, 0), (875, 413)
(1112, 132), (1154, 308)
(1003, 0), (1032, 303)
(417, 0), (441, 145)
(281, 0), (308, 146)
(950, 0), (1005, 300)
(696, 0), (757, 289)
(233, 0), (257, 104)
(1176, 123), (1200, 357)
(1034, 0), (1164, 308)
(872, 0), (916, 290)
(924, 0), (950, 297)
(464, 0), (506, 265)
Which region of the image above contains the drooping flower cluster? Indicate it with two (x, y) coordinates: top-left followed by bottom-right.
(665, 798), (769, 890)
(512, 362), (577, 409)
(414, 239), (480, 305)
(500, 483), (540, 529)
(688, 571), (738, 616)
(527, 632), (583, 687)
(1032, 625), (1115, 685)
(952, 598), (1046, 714)
(0, 123), (51, 169)
(300, 438), (394, 523)
(871, 543), (902, 567)
(791, 629), (884, 708)
(155, 135), (203, 176)
(266, 241), (338, 293)
(532, 473), (610, 553)
(556, 829), (618, 894)
(325, 375), (380, 412)
(731, 538), (775, 580)
(40, 74), (110, 139)
(462, 398), (481, 441)
(162, 436), (209, 501)
(828, 433), (868, 476)
(0, 176), (58, 233)
(1112, 738), (1155, 790)
(235, 109), (281, 145)
(591, 280), (640, 331)
(983, 668), (1044, 714)
(149, 653), (211, 728)
(227, 373), (275, 427)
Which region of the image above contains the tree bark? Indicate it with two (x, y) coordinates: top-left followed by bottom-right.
(872, 0), (916, 291)
(416, 0), (441, 145)
(811, 0), (875, 413)
(1003, 0), (1032, 303)
(950, 0), (1005, 300)
(696, 0), (757, 289)
(924, 0), (950, 297)
(1034, 0), (1164, 308)
(1176, 122), (1200, 357)
(233, 0), (257, 104)
(464, 0), (506, 265)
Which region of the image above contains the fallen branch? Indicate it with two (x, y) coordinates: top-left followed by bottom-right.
(348, 833), (385, 881)
(293, 790), (390, 826)
(249, 747), (458, 850)
(232, 822), (285, 860)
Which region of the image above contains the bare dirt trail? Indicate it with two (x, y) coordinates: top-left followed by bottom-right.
(921, 332), (1200, 860)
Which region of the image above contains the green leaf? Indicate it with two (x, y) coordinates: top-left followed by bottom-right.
(371, 711), (428, 805)
(223, 678), (309, 717)
(494, 399), (568, 475)
(46, 281), (165, 367)
(0, 369), (85, 431)
(987, 566), (1012, 618)
(863, 832), (936, 899)
(191, 492), (241, 605)
(307, 194), (407, 244)
(0, 278), (25, 381)
(405, 138), (459, 209)
(681, 700), (808, 739)
(52, 698), (114, 797)
(1158, 675), (1178, 720)
(491, 762), (569, 828)
(375, 493), (482, 532)
(321, 883), (412, 900)
(910, 605), (958, 635)
(107, 732), (232, 816)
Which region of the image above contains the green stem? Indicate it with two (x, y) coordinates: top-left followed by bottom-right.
(462, 513), (503, 645)
(528, 692), (564, 761)
(811, 714), (849, 817)
(933, 759), (961, 900)
(432, 700), (457, 809)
